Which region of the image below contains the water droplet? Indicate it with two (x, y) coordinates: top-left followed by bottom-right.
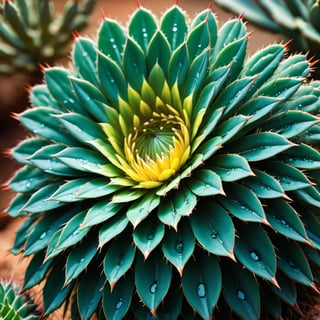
(79, 257), (85, 263)
(147, 228), (155, 240)
(115, 298), (123, 310)
(73, 229), (80, 236)
(237, 289), (246, 301)
(82, 52), (88, 57)
(197, 282), (206, 298)
(149, 281), (158, 294)
(110, 38), (115, 43)
(172, 26), (178, 32)
(250, 250), (259, 261)
(143, 33), (148, 38)
(40, 232), (47, 240)
(211, 229), (218, 239)
(175, 240), (184, 254)
(289, 261), (298, 269)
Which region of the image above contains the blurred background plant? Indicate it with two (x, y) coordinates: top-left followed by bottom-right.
(0, 0), (95, 77)
(213, 0), (320, 77)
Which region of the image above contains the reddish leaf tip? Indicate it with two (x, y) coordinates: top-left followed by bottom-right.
(238, 12), (245, 21)
(100, 8), (106, 19)
(284, 39), (293, 48)
(136, 0), (141, 8)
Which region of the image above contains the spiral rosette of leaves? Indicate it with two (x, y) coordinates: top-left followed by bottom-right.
(0, 0), (95, 75)
(214, 0), (320, 58)
(7, 4), (320, 320)
(0, 280), (40, 320)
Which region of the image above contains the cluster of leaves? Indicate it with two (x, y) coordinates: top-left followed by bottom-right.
(7, 3), (320, 320)
(0, 0), (95, 75)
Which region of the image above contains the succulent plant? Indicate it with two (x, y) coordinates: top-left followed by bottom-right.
(213, 0), (320, 59)
(0, 280), (40, 320)
(0, 0), (95, 75)
(7, 3), (320, 320)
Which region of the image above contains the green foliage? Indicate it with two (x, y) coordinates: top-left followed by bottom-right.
(214, 0), (320, 60)
(0, 0), (95, 75)
(8, 4), (320, 320)
(0, 280), (40, 320)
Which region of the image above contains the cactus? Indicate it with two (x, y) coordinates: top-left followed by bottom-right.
(0, 280), (40, 320)
(213, 0), (320, 60)
(0, 0), (95, 75)
(7, 3), (320, 319)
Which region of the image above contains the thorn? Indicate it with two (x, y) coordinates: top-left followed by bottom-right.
(100, 8), (106, 20)
(228, 251), (237, 262)
(270, 277), (280, 289)
(284, 39), (293, 49)
(110, 281), (115, 292)
(177, 266), (184, 277)
(174, 0), (179, 5)
(151, 309), (157, 319)
(72, 30), (80, 39)
(311, 283), (320, 294)
(136, 0), (141, 8)
(2, 148), (13, 158)
(11, 112), (20, 121)
(238, 12), (245, 21)
(208, 2), (213, 11)
(309, 58), (320, 68)
(293, 303), (303, 315)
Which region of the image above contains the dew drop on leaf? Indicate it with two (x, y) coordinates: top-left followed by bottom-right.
(175, 240), (184, 254)
(115, 298), (123, 310)
(149, 281), (158, 294)
(39, 232), (47, 240)
(249, 250), (260, 262)
(197, 282), (206, 298)
(237, 289), (246, 301)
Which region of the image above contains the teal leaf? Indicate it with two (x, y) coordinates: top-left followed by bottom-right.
(133, 217), (165, 259)
(182, 252), (221, 320)
(135, 252), (172, 314)
(102, 272), (134, 320)
(77, 268), (105, 320)
(235, 223), (276, 281)
(43, 262), (74, 314)
(280, 144), (320, 169)
(162, 220), (195, 275)
(265, 160), (312, 191)
(127, 193), (160, 227)
(82, 199), (124, 228)
(128, 7), (157, 52)
(210, 154), (253, 182)
(24, 252), (53, 290)
(218, 183), (266, 222)
(65, 236), (98, 284)
(30, 84), (62, 110)
(187, 20), (209, 61)
(146, 30), (171, 73)
(97, 51), (128, 104)
(243, 169), (285, 199)
(103, 235), (135, 287)
(7, 193), (29, 218)
(123, 37), (146, 91)
(73, 37), (98, 85)
(187, 169), (224, 197)
(98, 18), (125, 66)
(274, 55), (309, 78)
(265, 199), (308, 243)
(293, 186), (320, 208)
(228, 132), (294, 161)
(99, 214), (129, 247)
(222, 261), (260, 320)
(160, 5), (187, 50)
(277, 239), (314, 286)
(190, 200), (235, 257)
(301, 210), (320, 250)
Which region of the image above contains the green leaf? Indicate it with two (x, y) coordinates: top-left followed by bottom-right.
(135, 252), (172, 314)
(265, 199), (308, 243)
(128, 7), (157, 52)
(7, 193), (29, 218)
(123, 37), (146, 91)
(102, 272), (134, 320)
(146, 30), (171, 72)
(235, 223), (276, 281)
(210, 154), (253, 182)
(190, 200), (235, 257)
(103, 236), (135, 287)
(24, 252), (53, 290)
(219, 183), (266, 222)
(133, 217), (164, 259)
(277, 239), (314, 286)
(301, 210), (320, 250)
(162, 220), (195, 275)
(99, 215), (129, 247)
(29, 144), (79, 176)
(30, 84), (62, 110)
(182, 252), (221, 320)
(98, 18), (125, 66)
(127, 193), (160, 227)
(187, 20), (209, 61)
(160, 5), (187, 50)
(97, 51), (128, 104)
(228, 132), (293, 161)
(261, 111), (319, 138)
(73, 37), (98, 85)
(65, 236), (98, 284)
(187, 169), (224, 197)
(280, 144), (320, 169)
(274, 54), (309, 78)
(265, 160), (312, 191)
(10, 166), (50, 193)
(82, 199), (123, 228)
(222, 261), (260, 320)
(293, 186), (320, 208)
(243, 169), (285, 199)
(43, 261), (74, 314)
(77, 268), (105, 320)
(19, 107), (78, 145)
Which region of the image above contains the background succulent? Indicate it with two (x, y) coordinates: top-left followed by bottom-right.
(7, 3), (320, 320)
(0, 0), (95, 75)
(0, 280), (40, 320)
(213, 0), (320, 66)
